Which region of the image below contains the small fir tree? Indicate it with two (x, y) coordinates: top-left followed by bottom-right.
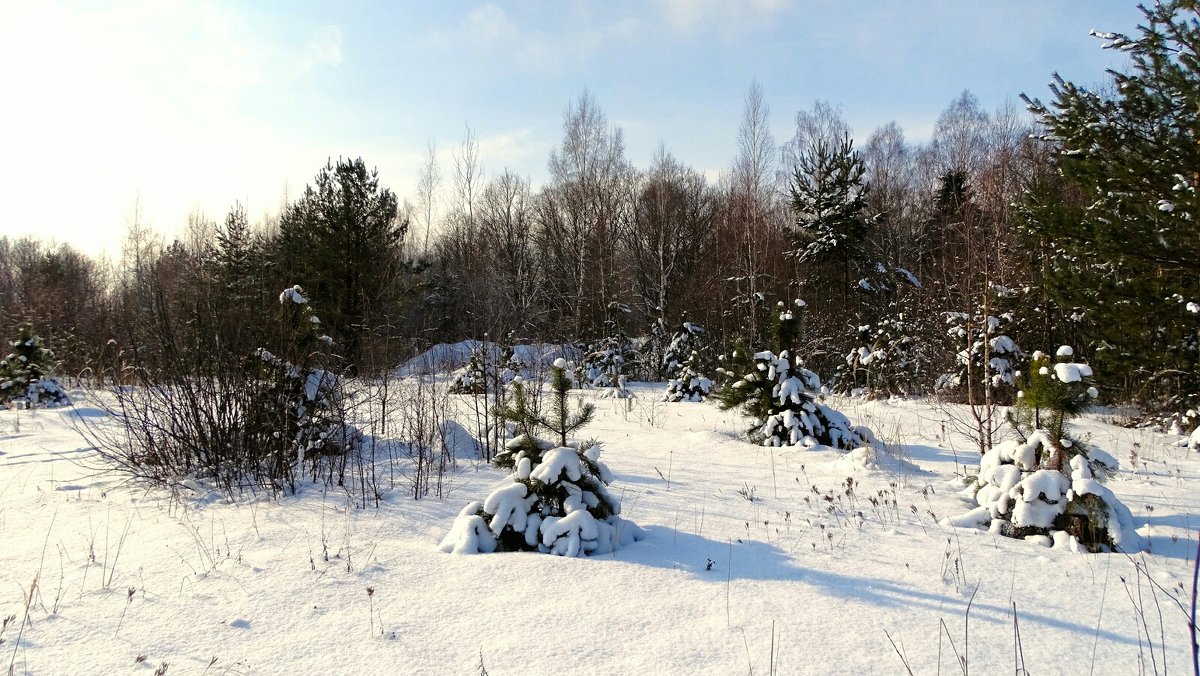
(0, 325), (70, 408)
(661, 317), (705, 380)
(663, 350), (712, 403)
(717, 302), (877, 449)
(441, 359), (643, 556)
(948, 346), (1144, 552)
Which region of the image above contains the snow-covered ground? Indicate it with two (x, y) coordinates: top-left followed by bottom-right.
(1, 383), (1197, 674)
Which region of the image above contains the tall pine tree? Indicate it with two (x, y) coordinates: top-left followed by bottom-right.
(277, 158), (406, 373)
(1021, 1), (1200, 415)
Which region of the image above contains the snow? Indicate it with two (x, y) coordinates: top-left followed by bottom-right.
(1053, 362), (1093, 383)
(529, 447), (585, 485)
(1010, 470), (1070, 529)
(279, 285), (307, 304)
(0, 389), (1196, 673)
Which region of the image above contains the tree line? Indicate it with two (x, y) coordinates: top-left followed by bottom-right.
(1, 0), (1195, 425)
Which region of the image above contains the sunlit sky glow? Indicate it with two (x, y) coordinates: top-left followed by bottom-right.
(0, 1), (1141, 256)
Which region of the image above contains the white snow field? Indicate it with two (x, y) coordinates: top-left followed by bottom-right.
(1, 383), (1198, 675)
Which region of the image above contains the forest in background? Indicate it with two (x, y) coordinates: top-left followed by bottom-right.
(1, 1), (1196, 430)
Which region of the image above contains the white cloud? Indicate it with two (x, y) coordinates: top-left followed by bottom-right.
(305, 25), (344, 70)
(654, 0), (787, 37)
(477, 128), (536, 168)
(426, 4), (640, 74)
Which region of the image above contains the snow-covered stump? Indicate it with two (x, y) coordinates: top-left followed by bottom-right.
(439, 435), (644, 556)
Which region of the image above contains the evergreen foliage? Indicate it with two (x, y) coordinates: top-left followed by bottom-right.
(663, 350), (712, 403)
(839, 312), (927, 397)
(1021, 0), (1200, 416)
(0, 324), (69, 408)
(717, 306), (876, 449)
(582, 318), (632, 388)
(1008, 346), (1100, 465)
(950, 347), (1143, 552)
(441, 360), (642, 556)
(937, 298), (1023, 404)
(277, 157), (406, 373)
(661, 317), (704, 380)
(258, 285), (355, 467)
(787, 132), (877, 293)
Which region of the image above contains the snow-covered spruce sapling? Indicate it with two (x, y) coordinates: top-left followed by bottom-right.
(936, 306), (1022, 403)
(448, 346), (488, 395)
(837, 313), (925, 398)
(440, 359), (643, 556)
(661, 317), (704, 380)
(0, 324), (70, 409)
(582, 317), (632, 388)
(663, 350), (713, 403)
(947, 346), (1144, 552)
(716, 303), (877, 449)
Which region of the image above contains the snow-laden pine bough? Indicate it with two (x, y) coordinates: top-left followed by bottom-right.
(944, 347), (1147, 552)
(441, 359), (644, 556)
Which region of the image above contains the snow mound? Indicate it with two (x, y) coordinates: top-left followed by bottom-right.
(831, 445), (924, 476)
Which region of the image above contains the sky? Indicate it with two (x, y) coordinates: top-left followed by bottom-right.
(0, 0), (1143, 257)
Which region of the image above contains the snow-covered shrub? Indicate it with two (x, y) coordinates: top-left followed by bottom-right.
(717, 349), (878, 449)
(0, 324), (70, 409)
(663, 350), (712, 403)
(441, 360), (643, 556)
(937, 308), (1022, 404)
(946, 347), (1145, 552)
(662, 318), (705, 380)
(838, 313), (926, 398)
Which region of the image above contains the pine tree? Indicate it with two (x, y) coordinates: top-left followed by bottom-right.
(787, 132), (877, 297)
(1020, 0), (1200, 416)
(949, 346), (1143, 552)
(440, 359), (642, 556)
(0, 324), (69, 408)
(277, 158), (406, 373)
(717, 305), (876, 449)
